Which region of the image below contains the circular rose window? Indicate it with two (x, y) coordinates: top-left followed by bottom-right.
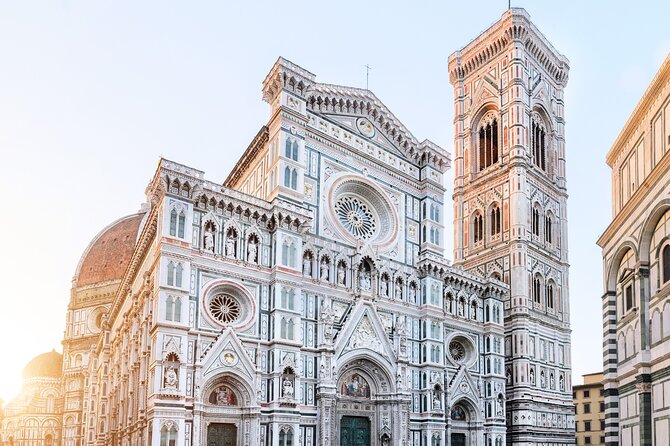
(335, 195), (377, 240)
(209, 294), (241, 324)
(326, 175), (398, 249)
(449, 341), (466, 362)
(203, 281), (255, 330)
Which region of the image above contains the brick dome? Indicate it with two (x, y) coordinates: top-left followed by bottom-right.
(22, 350), (62, 379)
(74, 213), (146, 288)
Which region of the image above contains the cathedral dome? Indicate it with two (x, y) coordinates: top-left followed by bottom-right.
(73, 212), (146, 288)
(22, 350), (62, 379)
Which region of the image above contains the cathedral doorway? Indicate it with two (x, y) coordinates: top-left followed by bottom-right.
(340, 416), (370, 446)
(450, 433), (466, 446)
(206, 423), (237, 446)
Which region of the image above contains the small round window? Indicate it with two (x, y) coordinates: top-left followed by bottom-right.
(448, 335), (475, 365)
(449, 341), (466, 362)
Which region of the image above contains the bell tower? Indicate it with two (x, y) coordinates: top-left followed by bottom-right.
(449, 9), (575, 445)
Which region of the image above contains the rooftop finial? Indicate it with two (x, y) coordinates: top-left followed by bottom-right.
(364, 64), (372, 90)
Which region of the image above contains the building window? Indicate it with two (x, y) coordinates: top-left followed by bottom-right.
(663, 244), (670, 284)
(600, 420), (605, 430)
(490, 204), (501, 237)
(280, 318), (294, 340)
(545, 214), (553, 244)
(532, 118), (547, 171)
(583, 390), (590, 398)
(600, 402), (605, 412)
(584, 403), (591, 414)
(585, 437), (591, 444)
(169, 209), (186, 238)
(585, 421), (591, 431)
(165, 296), (181, 322)
(281, 239), (297, 268)
(473, 213), (484, 244)
(624, 284), (634, 312)
(279, 428), (294, 446)
(546, 282), (555, 309)
(533, 276), (542, 305)
(285, 139), (299, 161)
(532, 208), (540, 237)
(280, 288), (295, 310)
(478, 116), (499, 171)
(160, 425), (177, 446)
(167, 262), (183, 287)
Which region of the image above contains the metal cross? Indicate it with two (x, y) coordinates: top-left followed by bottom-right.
(364, 64), (372, 89)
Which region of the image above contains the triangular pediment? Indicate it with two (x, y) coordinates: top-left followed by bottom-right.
(200, 328), (256, 381)
(448, 366), (480, 403)
(471, 75), (499, 113)
(321, 114), (408, 159)
(335, 300), (396, 365)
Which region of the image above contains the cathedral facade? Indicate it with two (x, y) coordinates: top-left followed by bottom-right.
(0, 8), (577, 446)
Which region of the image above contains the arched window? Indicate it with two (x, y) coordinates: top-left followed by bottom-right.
(532, 208), (540, 237)
(533, 275), (542, 304)
(473, 213), (484, 244)
(663, 244), (670, 284)
(532, 117), (547, 171)
(292, 140), (299, 161)
(546, 282), (555, 309)
(279, 428), (294, 446)
(478, 116), (499, 171)
(291, 169), (298, 190)
(284, 166), (291, 188)
(545, 214), (553, 244)
(175, 263), (183, 288)
(170, 209), (177, 236)
(490, 205), (501, 237)
(167, 262), (175, 286)
(166, 296), (181, 322)
(160, 425), (177, 446)
(285, 139), (292, 159)
(178, 212), (185, 238)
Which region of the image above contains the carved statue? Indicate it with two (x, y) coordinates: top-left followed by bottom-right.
(337, 263), (346, 285)
(559, 374), (565, 391)
(303, 256), (312, 276)
(550, 373), (555, 389)
(164, 366), (178, 389)
(360, 270), (371, 291)
(458, 299), (465, 317)
(395, 281), (402, 300)
(540, 371), (546, 388)
(408, 285), (416, 302)
(247, 238), (257, 263)
(530, 368), (536, 385)
(380, 278), (388, 297)
(320, 259), (329, 281)
(225, 233), (236, 257)
(433, 392), (441, 410)
(282, 377), (294, 398)
(204, 230), (214, 252)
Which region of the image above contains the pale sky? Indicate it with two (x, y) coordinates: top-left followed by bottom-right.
(1, 1), (669, 404)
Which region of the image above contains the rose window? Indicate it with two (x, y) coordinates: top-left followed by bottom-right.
(208, 294), (241, 324)
(449, 341), (466, 362)
(335, 196), (377, 240)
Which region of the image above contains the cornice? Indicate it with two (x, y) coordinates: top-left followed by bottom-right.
(223, 126), (270, 188)
(605, 53), (670, 167)
(448, 8), (569, 87)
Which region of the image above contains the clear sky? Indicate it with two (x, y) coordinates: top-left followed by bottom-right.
(1, 0), (669, 404)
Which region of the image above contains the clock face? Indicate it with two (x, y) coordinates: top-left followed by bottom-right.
(356, 117), (375, 138)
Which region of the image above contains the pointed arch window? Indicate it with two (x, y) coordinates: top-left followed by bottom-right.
(170, 209), (186, 238)
(167, 262), (175, 286)
(284, 166), (291, 188)
(546, 282), (555, 310)
(532, 208), (540, 237)
(279, 428), (294, 446)
(291, 169), (297, 189)
(533, 275), (542, 304)
(159, 425), (177, 446)
(545, 214), (553, 244)
(490, 205), (501, 237)
(532, 117), (547, 171)
(175, 263), (183, 288)
(473, 213), (484, 244)
(478, 115), (499, 171)
(166, 296), (181, 322)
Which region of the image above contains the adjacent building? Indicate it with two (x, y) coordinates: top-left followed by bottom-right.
(0, 351), (64, 445)
(448, 7), (575, 445)
(597, 52), (670, 446)
(573, 373), (605, 446)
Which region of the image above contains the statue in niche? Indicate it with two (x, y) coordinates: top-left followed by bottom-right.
(395, 281), (402, 300)
(380, 277), (388, 297)
(540, 371), (546, 388)
(530, 368), (536, 385)
(458, 299), (465, 317)
(225, 232), (236, 257)
(497, 398), (503, 416)
(204, 229), (215, 252)
(550, 373), (555, 389)
(559, 374), (565, 391)
(164, 366), (178, 389)
(433, 392), (441, 411)
(320, 259), (329, 281)
(247, 238), (257, 263)
(337, 263), (346, 285)
(282, 376), (294, 398)
(360, 270), (371, 291)
(303, 255), (312, 277)
(408, 285), (416, 303)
